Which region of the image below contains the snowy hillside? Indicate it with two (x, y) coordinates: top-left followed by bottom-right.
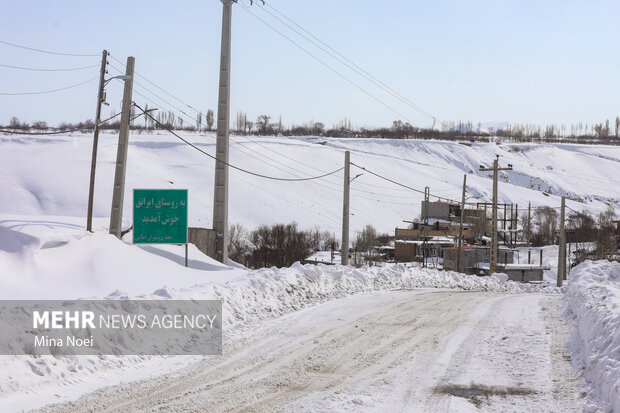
(1, 132), (618, 238)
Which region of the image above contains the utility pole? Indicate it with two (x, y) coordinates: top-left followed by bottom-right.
(109, 56), (135, 238)
(212, 0), (235, 263)
(341, 151), (350, 265)
(456, 174), (467, 273)
(514, 204), (518, 247)
(210, 0), (264, 262)
(557, 196), (566, 287)
(86, 49), (108, 232)
(480, 155), (512, 273)
(422, 187), (429, 268)
(528, 202), (532, 247)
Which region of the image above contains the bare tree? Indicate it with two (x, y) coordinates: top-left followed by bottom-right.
(596, 205), (617, 259)
(206, 109), (214, 131)
(354, 224), (378, 253)
(32, 120), (48, 130)
(531, 207), (558, 246)
(248, 222), (314, 268)
(228, 223), (250, 265)
(256, 115), (271, 134)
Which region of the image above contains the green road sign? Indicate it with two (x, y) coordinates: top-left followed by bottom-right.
(133, 189), (188, 244)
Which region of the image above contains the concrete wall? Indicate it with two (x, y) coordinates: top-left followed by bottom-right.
(188, 227), (216, 259)
(421, 201), (451, 220)
(443, 248), (489, 273)
(503, 268), (543, 282)
(443, 247), (514, 274)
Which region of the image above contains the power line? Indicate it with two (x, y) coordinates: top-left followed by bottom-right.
(350, 161), (471, 205)
(238, 2), (416, 125)
(109, 55), (202, 115)
(110, 55), (425, 196)
(256, 1), (439, 123)
(111, 65), (588, 210)
(134, 103), (344, 182)
(135, 81), (423, 198)
(121, 68), (436, 199)
(113, 62), (343, 188)
(0, 63), (98, 72)
(127, 93), (422, 200)
(0, 76), (97, 95)
(108, 62), (200, 125)
(226, 138), (423, 200)
(111, 56), (543, 206)
(130, 79), (420, 198)
(0, 39), (99, 57)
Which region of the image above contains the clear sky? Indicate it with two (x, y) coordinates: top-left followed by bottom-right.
(1, 0), (618, 129)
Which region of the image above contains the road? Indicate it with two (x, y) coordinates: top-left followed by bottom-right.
(34, 290), (581, 412)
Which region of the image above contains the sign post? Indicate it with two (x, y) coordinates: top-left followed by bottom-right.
(133, 189), (188, 265)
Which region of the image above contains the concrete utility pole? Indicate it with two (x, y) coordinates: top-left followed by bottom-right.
(557, 196), (566, 287)
(86, 49), (108, 233)
(341, 151), (350, 265)
(109, 56), (135, 238)
(212, 0), (234, 263)
(456, 174), (467, 273)
(422, 187), (430, 268)
(480, 155), (512, 273)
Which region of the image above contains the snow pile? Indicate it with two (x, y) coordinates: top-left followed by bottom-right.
(563, 260), (620, 412)
(0, 224), (563, 409)
(154, 262), (561, 333)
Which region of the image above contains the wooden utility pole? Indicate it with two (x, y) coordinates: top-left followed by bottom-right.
(514, 204), (518, 247)
(557, 196), (566, 287)
(86, 49), (108, 232)
(456, 174), (466, 273)
(109, 56), (135, 238)
(341, 151), (350, 265)
(212, 0), (234, 263)
(479, 155), (512, 273)
(527, 202), (532, 246)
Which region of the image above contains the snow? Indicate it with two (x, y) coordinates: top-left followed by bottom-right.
(1, 132), (618, 236)
(1, 132), (619, 410)
(21, 291), (584, 413)
(563, 260), (620, 412)
(0, 215), (563, 411)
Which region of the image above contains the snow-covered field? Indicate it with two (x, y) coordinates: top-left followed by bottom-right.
(1, 132), (619, 412)
(1, 132), (619, 236)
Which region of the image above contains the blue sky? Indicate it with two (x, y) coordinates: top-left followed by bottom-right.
(1, 0), (618, 129)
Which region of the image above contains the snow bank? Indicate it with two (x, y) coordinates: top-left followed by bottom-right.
(0, 227), (562, 408)
(195, 263), (561, 331)
(563, 260), (620, 412)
